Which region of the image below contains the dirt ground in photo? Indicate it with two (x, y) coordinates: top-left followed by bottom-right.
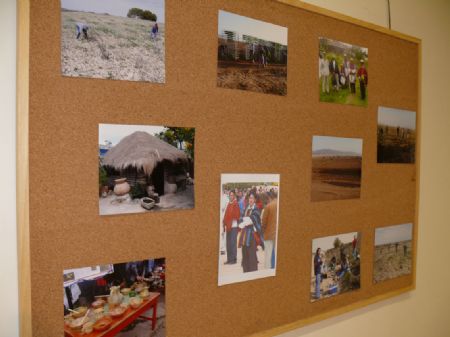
(117, 294), (166, 337)
(373, 241), (412, 283)
(377, 125), (416, 163)
(217, 61), (287, 95)
(99, 185), (194, 215)
(311, 156), (362, 202)
(61, 10), (165, 82)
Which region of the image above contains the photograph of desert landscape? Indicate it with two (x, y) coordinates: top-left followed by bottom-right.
(377, 106), (416, 163)
(311, 232), (361, 302)
(374, 223), (413, 283)
(61, 0), (165, 83)
(99, 124), (194, 216)
(319, 37), (368, 106)
(217, 10), (288, 96)
(311, 135), (363, 202)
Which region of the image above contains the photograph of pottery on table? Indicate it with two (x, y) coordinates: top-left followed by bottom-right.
(61, 0), (165, 83)
(99, 123), (195, 216)
(63, 258), (166, 336)
(311, 232), (361, 302)
(218, 173), (280, 286)
(217, 10), (288, 96)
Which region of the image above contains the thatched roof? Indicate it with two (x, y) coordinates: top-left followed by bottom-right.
(102, 131), (188, 175)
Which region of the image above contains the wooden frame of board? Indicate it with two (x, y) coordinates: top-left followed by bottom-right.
(17, 0), (421, 336)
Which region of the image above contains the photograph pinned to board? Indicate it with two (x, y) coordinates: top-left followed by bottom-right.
(61, 0), (165, 83)
(217, 10), (288, 96)
(377, 106), (416, 163)
(311, 135), (363, 202)
(319, 37), (368, 106)
(63, 258), (166, 336)
(99, 124), (194, 216)
(374, 223), (413, 283)
(218, 174), (280, 286)
(311, 232), (361, 302)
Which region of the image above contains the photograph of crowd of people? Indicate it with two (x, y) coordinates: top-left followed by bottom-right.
(218, 174), (280, 286)
(319, 37), (368, 106)
(61, 0), (165, 83)
(63, 258), (165, 336)
(374, 223), (413, 283)
(99, 124), (195, 216)
(377, 106), (416, 163)
(217, 10), (288, 96)
(311, 232), (361, 302)
(311, 135), (363, 202)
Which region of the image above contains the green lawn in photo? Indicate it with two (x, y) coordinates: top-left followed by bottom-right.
(319, 81), (368, 107)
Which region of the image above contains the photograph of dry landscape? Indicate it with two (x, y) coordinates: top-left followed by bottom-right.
(61, 0), (165, 83)
(374, 223), (413, 283)
(311, 232), (361, 302)
(378, 106), (416, 163)
(311, 136), (363, 202)
(217, 10), (288, 96)
(99, 124), (194, 216)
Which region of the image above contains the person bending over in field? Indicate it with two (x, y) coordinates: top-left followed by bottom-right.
(150, 23), (159, 39)
(76, 22), (89, 40)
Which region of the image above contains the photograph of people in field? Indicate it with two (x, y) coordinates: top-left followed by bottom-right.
(374, 223), (413, 283)
(217, 10), (288, 96)
(319, 37), (368, 106)
(311, 232), (361, 302)
(311, 136), (363, 202)
(218, 174), (280, 286)
(61, 0), (165, 82)
(377, 106), (416, 163)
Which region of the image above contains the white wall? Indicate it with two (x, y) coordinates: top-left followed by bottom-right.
(0, 0), (19, 336)
(1, 1), (449, 336)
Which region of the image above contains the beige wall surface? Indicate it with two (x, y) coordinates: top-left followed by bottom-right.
(0, 0), (449, 336)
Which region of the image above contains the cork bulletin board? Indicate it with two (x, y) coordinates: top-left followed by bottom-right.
(17, 0), (421, 336)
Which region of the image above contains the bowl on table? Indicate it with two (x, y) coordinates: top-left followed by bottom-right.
(69, 317), (85, 331)
(139, 289), (150, 300)
(91, 299), (105, 309)
(129, 296), (142, 309)
(71, 306), (88, 318)
(93, 317), (113, 332)
(109, 306), (126, 318)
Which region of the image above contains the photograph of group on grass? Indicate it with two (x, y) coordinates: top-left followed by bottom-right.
(319, 37), (368, 106)
(217, 10), (288, 96)
(61, 0), (165, 83)
(311, 232), (361, 302)
(377, 106), (416, 163)
(218, 174), (280, 286)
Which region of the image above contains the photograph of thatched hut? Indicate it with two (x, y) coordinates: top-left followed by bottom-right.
(99, 124), (194, 216)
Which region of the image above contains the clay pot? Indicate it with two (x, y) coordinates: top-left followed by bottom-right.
(114, 178), (130, 196)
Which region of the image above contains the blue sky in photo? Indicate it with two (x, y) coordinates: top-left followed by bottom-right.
(61, 0), (165, 22)
(378, 106), (416, 129)
(312, 135), (363, 155)
(218, 10), (287, 45)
